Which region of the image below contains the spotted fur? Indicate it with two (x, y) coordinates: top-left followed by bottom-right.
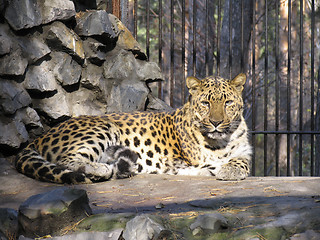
(15, 74), (252, 183)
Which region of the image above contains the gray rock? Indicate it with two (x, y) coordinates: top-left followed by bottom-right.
(4, 0), (42, 31)
(81, 62), (105, 90)
(39, 0), (76, 25)
(4, 0), (75, 31)
(32, 87), (70, 120)
(0, 47), (28, 76)
(190, 213), (228, 235)
(17, 36), (51, 64)
(18, 188), (92, 238)
(0, 115), (29, 150)
(66, 87), (106, 117)
(16, 107), (43, 130)
(289, 230), (320, 240)
(83, 38), (107, 65)
(45, 21), (85, 63)
(76, 213), (134, 232)
(103, 48), (162, 82)
(0, 23), (13, 56)
(146, 94), (173, 112)
(24, 60), (58, 92)
(0, 34), (11, 56)
(108, 14), (147, 60)
(135, 60), (163, 82)
(103, 48), (137, 80)
(122, 215), (166, 240)
(0, 208), (18, 240)
(18, 229), (123, 240)
(74, 10), (118, 45)
(50, 52), (82, 87)
(106, 80), (149, 113)
(0, 79), (31, 115)
(103, 48), (163, 113)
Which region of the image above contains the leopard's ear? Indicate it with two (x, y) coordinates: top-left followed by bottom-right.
(186, 76), (201, 95)
(230, 73), (246, 93)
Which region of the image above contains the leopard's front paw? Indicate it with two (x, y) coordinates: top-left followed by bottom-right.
(215, 163), (249, 181)
(114, 150), (139, 179)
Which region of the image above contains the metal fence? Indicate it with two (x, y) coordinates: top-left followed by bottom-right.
(114, 0), (320, 176)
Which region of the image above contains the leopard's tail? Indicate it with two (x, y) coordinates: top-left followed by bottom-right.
(15, 144), (93, 184)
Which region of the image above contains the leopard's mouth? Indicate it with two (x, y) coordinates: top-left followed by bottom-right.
(201, 128), (227, 140)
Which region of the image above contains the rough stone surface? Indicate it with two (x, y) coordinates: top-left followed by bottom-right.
(190, 213), (228, 235)
(4, 0), (42, 30)
(32, 87), (70, 120)
(0, 115), (29, 151)
(0, 47), (28, 76)
(104, 48), (163, 82)
(109, 14), (147, 60)
(17, 36), (51, 64)
(39, 0), (76, 25)
(289, 230), (320, 240)
(106, 80), (149, 113)
(16, 107), (43, 131)
(0, 33), (11, 56)
(74, 10), (118, 45)
(18, 229), (123, 240)
(50, 51), (82, 87)
(66, 87), (106, 117)
(0, 79), (31, 115)
(4, 0), (75, 31)
(24, 60), (58, 93)
(0, 6), (164, 160)
(83, 37), (107, 65)
(45, 21), (85, 62)
(18, 188), (92, 238)
(0, 208), (18, 240)
(145, 94), (172, 112)
(122, 215), (166, 240)
(77, 213), (133, 232)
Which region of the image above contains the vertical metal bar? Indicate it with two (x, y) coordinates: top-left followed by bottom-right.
(205, 0), (209, 76)
(228, 0), (232, 79)
(146, 0), (150, 59)
(251, 0), (256, 176)
(133, 0), (138, 39)
(217, 0), (221, 75)
(181, 0), (186, 104)
(120, 0), (129, 26)
(298, 0), (303, 176)
(170, 0), (174, 106)
(316, 66), (320, 176)
(310, 0), (315, 176)
(193, 0), (197, 75)
(264, 0), (268, 176)
(158, 0), (163, 100)
(287, 0), (292, 176)
(240, 0), (244, 72)
(275, 0), (280, 176)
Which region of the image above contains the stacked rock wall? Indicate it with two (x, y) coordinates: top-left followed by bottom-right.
(0, 0), (168, 156)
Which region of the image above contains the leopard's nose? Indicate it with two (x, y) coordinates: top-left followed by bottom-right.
(210, 120), (223, 127)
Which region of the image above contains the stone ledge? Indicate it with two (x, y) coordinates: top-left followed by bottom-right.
(1, 158), (320, 239)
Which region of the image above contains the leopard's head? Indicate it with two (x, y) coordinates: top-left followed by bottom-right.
(186, 73), (246, 140)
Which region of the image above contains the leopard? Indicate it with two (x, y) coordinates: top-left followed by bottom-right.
(15, 73), (252, 184)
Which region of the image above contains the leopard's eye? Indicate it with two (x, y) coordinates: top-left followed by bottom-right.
(225, 100), (234, 106)
(201, 101), (210, 107)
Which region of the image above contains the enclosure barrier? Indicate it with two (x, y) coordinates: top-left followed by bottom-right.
(110, 0), (320, 176)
